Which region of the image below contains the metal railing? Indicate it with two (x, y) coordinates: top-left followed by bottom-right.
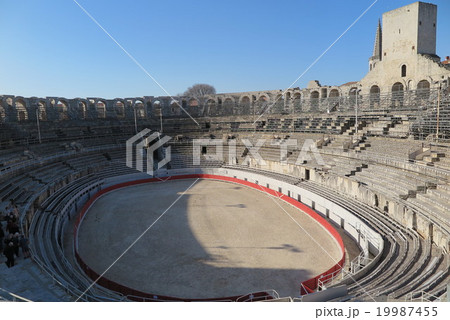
(0, 287), (33, 302)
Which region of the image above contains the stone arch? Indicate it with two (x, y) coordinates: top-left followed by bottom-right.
(239, 96), (251, 115)
(0, 105), (5, 122)
(96, 100), (107, 118)
(310, 91), (319, 111)
(170, 99), (181, 116)
(153, 100), (162, 117)
(188, 98), (199, 107)
(3, 97), (16, 121)
(255, 95), (269, 115)
(114, 100), (125, 118)
(392, 82), (404, 107)
(329, 89), (339, 98)
(238, 95), (250, 104)
(328, 89), (340, 112)
(310, 91), (319, 99)
(285, 92), (292, 100)
(223, 97), (235, 114)
(369, 85), (380, 109)
(37, 100), (47, 120)
(293, 92), (302, 113)
(206, 98), (217, 116)
(56, 99), (69, 120)
(417, 79), (430, 100)
(134, 99), (146, 118)
(77, 100), (88, 119)
(15, 98), (28, 121)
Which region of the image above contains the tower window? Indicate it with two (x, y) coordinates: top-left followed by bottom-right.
(401, 65), (407, 77)
(419, 21), (422, 26)
(433, 23), (436, 27)
(399, 29), (401, 34)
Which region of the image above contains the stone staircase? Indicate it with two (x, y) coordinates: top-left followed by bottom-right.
(354, 135), (371, 151)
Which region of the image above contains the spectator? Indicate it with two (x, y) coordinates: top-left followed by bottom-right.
(12, 204), (19, 221)
(7, 220), (19, 235)
(3, 242), (15, 268)
(4, 233), (13, 247)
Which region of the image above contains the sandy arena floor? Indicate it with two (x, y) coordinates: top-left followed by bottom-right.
(77, 179), (342, 298)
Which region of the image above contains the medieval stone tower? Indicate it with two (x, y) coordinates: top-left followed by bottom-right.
(360, 1), (448, 96)
(383, 2), (437, 59)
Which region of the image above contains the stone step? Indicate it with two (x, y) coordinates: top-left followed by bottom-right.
(430, 152), (445, 158)
(414, 194), (450, 217)
(427, 187), (450, 202)
(423, 156), (439, 163)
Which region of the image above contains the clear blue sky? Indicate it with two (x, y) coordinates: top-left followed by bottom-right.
(0, 0), (449, 99)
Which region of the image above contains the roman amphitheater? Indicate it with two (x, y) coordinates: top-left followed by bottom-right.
(1, 1), (449, 302)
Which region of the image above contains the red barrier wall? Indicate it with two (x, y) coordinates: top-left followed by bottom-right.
(73, 174), (345, 300)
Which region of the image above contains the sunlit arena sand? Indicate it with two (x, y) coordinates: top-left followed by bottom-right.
(77, 179), (342, 298)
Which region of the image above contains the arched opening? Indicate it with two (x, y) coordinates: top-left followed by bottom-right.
(328, 89), (340, 112)
(56, 100), (69, 120)
(135, 100), (146, 118)
(417, 80), (430, 100)
(115, 101), (125, 118)
(96, 100), (106, 119)
(6, 97), (13, 106)
(392, 82), (404, 107)
(223, 98), (234, 114)
(206, 99), (217, 115)
(38, 101), (47, 120)
(369, 85), (380, 109)
(153, 101), (162, 117)
(255, 95), (268, 115)
(293, 92), (302, 113)
(78, 101), (87, 119)
(0, 106), (5, 122)
(240, 96), (251, 115)
(188, 98), (199, 107)
(15, 99), (28, 121)
(401, 64), (407, 77)
(348, 88), (359, 111)
(329, 89), (339, 98)
(170, 100), (181, 115)
(310, 91), (319, 110)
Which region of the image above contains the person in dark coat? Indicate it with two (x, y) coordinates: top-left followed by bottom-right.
(3, 242), (15, 268)
(7, 221), (19, 235)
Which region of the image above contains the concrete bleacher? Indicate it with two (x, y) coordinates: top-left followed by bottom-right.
(360, 137), (424, 160)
